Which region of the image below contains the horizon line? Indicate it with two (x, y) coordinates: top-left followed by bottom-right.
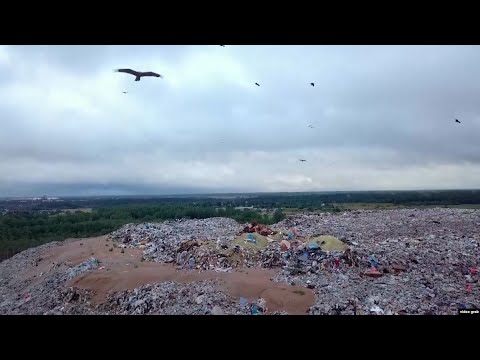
(1, 188), (480, 199)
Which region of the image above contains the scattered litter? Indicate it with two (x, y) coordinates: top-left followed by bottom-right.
(370, 305), (384, 315)
(240, 297), (248, 307)
(66, 258), (100, 280)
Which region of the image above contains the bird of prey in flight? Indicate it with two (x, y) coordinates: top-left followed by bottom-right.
(310, 82), (315, 87)
(115, 68), (163, 82)
(255, 83), (260, 86)
(122, 91), (128, 94)
(455, 119), (461, 124)
(299, 159), (307, 162)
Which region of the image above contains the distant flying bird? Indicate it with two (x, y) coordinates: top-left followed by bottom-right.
(220, 45), (226, 47)
(255, 82), (260, 86)
(308, 124), (314, 128)
(455, 119), (461, 124)
(122, 91), (128, 94)
(299, 159), (307, 162)
(115, 68), (163, 82)
(310, 82), (315, 87)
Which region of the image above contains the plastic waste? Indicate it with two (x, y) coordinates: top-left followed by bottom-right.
(370, 305), (384, 314)
(240, 297), (248, 307)
(246, 233), (257, 244)
(298, 252), (309, 262)
(367, 255), (378, 267)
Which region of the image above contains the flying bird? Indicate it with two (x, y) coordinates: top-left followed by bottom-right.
(122, 91), (128, 94)
(310, 82), (315, 87)
(255, 83), (260, 86)
(115, 68), (163, 82)
(308, 124), (314, 128)
(220, 45), (226, 47)
(455, 119), (461, 123)
(299, 159), (307, 162)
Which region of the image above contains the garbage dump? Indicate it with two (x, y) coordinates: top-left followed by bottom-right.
(0, 208), (479, 315)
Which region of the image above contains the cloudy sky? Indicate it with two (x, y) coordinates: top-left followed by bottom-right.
(1, 45), (479, 196)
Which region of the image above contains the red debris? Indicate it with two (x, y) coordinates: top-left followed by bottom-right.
(242, 223), (275, 236)
(465, 284), (473, 293)
(280, 240), (291, 252)
(470, 267), (477, 275)
(364, 267), (383, 278)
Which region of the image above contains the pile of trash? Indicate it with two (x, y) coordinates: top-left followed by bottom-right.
(67, 257), (100, 280)
(1, 208), (479, 315)
(0, 257), (103, 315)
(108, 218), (243, 265)
(109, 219), (287, 271)
(99, 280), (253, 315)
(45, 282), (274, 315)
(272, 209), (480, 314)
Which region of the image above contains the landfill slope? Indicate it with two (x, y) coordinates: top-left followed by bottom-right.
(0, 209), (479, 315)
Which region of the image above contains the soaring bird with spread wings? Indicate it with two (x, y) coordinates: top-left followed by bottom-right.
(299, 159), (307, 162)
(115, 68), (164, 82)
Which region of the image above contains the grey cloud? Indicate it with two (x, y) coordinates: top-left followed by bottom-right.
(1, 45), (480, 195)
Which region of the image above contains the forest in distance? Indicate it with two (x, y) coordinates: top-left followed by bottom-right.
(1, 189), (480, 260)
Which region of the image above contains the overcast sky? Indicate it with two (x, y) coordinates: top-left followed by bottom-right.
(1, 45), (479, 196)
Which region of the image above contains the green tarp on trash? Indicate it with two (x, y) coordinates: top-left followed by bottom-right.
(307, 235), (348, 252)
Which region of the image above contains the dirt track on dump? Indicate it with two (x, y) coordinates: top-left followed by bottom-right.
(25, 236), (314, 314)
